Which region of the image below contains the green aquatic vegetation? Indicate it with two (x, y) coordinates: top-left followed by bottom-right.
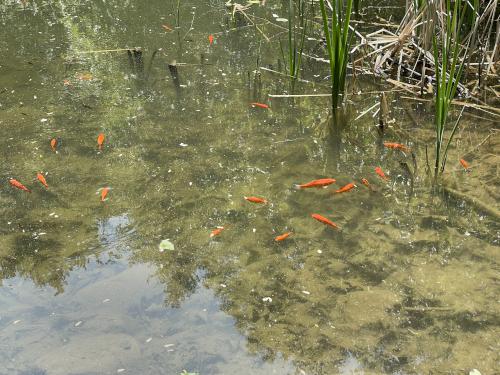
(318, 0), (353, 117)
(280, 0), (307, 91)
(432, 0), (466, 178)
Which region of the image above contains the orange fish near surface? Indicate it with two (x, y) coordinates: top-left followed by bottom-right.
(9, 178), (31, 193)
(244, 196), (267, 204)
(100, 187), (110, 202)
(294, 178), (336, 189)
(50, 138), (57, 151)
(37, 173), (48, 188)
(162, 24), (173, 32)
(460, 159), (469, 170)
(311, 214), (340, 230)
(250, 102), (269, 109)
(275, 232), (292, 242)
(335, 182), (356, 193)
(375, 167), (389, 180)
(210, 226), (225, 238)
(97, 133), (105, 150)
(383, 142), (409, 152)
(208, 34), (214, 45)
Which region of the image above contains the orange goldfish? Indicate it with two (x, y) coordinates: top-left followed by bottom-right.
(294, 178), (336, 189)
(50, 138), (57, 151)
(162, 24), (173, 32)
(97, 133), (105, 150)
(334, 182), (356, 193)
(375, 167), (389, 180)
(9, 178), (31, 193)
(63, 79), (71, 86)
(311, 214), (340, 230)
(250, 102), (269, 109)
(37, 173), (48, 188)
(275, 232), (292, 241)
(244, 196), (267, 204)
(361, 178), (376, 191)
(100, 187), (110, 202)
(460, 159), (469, 170)
(383, 142), (409, 152)
(209, 34), (214, 45)
(210, 226), (225, 238)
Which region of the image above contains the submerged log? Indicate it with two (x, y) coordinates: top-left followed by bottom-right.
(442, 185), (500, 220)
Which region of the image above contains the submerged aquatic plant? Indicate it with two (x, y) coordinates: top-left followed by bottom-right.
(432, 0), (466, 178)
(280, 0), (307, 91)
(318, 0), (353, 117)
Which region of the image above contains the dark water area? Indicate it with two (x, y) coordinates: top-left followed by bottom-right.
(0, 1), (498, 374)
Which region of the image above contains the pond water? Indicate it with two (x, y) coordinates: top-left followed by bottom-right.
(0, 1), (498, 374)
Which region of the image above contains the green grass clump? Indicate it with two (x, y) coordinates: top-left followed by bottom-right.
(432, 0), (466, 178)
(318, 0), (353, 117)
(280, 0), (307, 91)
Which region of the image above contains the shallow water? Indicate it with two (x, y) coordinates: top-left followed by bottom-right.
(0, 1), (498, 374)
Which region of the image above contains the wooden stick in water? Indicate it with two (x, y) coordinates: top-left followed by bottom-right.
(168, 62), (181, 90)
(75, 48), (142, 54)
(268, 94), (332, 98)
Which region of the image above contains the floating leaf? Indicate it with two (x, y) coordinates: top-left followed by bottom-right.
(180, 371), (199, 375)
(159, 239), (175, 252)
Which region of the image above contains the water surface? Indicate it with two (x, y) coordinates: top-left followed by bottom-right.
(0, 1), (498, 374)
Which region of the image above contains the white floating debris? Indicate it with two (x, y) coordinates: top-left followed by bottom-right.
(102, 299), (111, 303)
(252, 228), (256, 233)
(117, 369), (125, 373)
(146, 337), (152, 343)
(276, 18), (288, 22)
(164, 344), (175, 348)
(40, 118), (48, 123)
(74, 321), (83, 327)
(220, 283), (227, 288)
(13, 320), (21, 325)
(49, 212), (56, 217)
(179, 143), (188, 147)
(302, 291), (310, 295)
(317, 250), (322, 254)
(469, 370), (481, 375)
(262, 297), (272, 303)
